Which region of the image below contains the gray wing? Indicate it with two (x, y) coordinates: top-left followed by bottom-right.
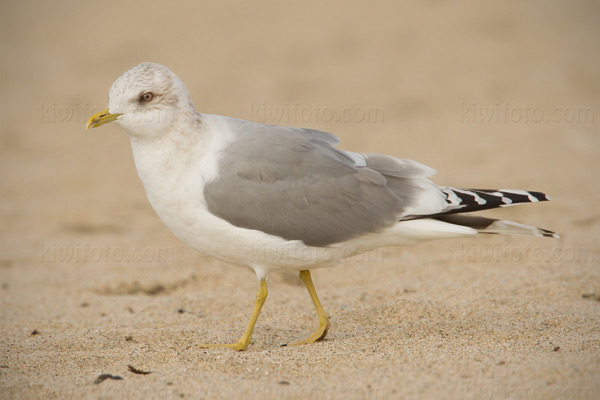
(204, 122), (442, 246)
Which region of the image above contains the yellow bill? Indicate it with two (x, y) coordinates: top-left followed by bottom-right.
(86, 108), (121, 130)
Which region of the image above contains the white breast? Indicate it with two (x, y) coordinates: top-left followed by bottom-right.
(128, 115), (342, 278)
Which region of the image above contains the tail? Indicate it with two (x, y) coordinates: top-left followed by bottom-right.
(434, 214), (559, 238)
(422, 188), (558, 238)
(438, 188), (551, 215)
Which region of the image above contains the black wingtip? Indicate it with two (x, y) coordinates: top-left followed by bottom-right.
(527, 190), (551, 202)
(436, 188), (553, 217)
(539, 228), (559, 239)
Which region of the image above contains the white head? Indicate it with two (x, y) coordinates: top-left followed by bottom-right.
(86, 62), (196, 137)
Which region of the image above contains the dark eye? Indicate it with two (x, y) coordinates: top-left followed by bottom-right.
(139, 92), (154, 103)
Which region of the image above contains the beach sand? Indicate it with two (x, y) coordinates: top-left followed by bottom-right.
(1, 1), (599, 399)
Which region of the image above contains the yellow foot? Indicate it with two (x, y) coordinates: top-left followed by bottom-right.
(287, 320), (331, 346)
(283, 270), (331, 347)
(199, 279), (267, 352)
(199, 342), (248, 351)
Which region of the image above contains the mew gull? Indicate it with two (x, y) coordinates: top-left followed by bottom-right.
(86, 62), (557, 351)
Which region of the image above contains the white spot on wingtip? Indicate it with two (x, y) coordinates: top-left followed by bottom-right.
(453, 189), (486, 205)
(500, 189), (538, 202)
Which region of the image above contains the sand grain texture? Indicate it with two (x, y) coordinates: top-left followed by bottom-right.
(1, 1), (599, 399)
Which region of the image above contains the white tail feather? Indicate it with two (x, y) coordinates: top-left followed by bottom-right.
(480, 220), (559, 238)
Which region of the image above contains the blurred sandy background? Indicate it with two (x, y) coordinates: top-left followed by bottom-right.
(1, 0), (599, 399)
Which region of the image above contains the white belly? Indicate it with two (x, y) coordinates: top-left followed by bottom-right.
(129, 135), (340, 277)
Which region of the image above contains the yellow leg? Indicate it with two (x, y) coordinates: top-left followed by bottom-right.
(199, 279), (267, 351)
(288, 270), (330, 346)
